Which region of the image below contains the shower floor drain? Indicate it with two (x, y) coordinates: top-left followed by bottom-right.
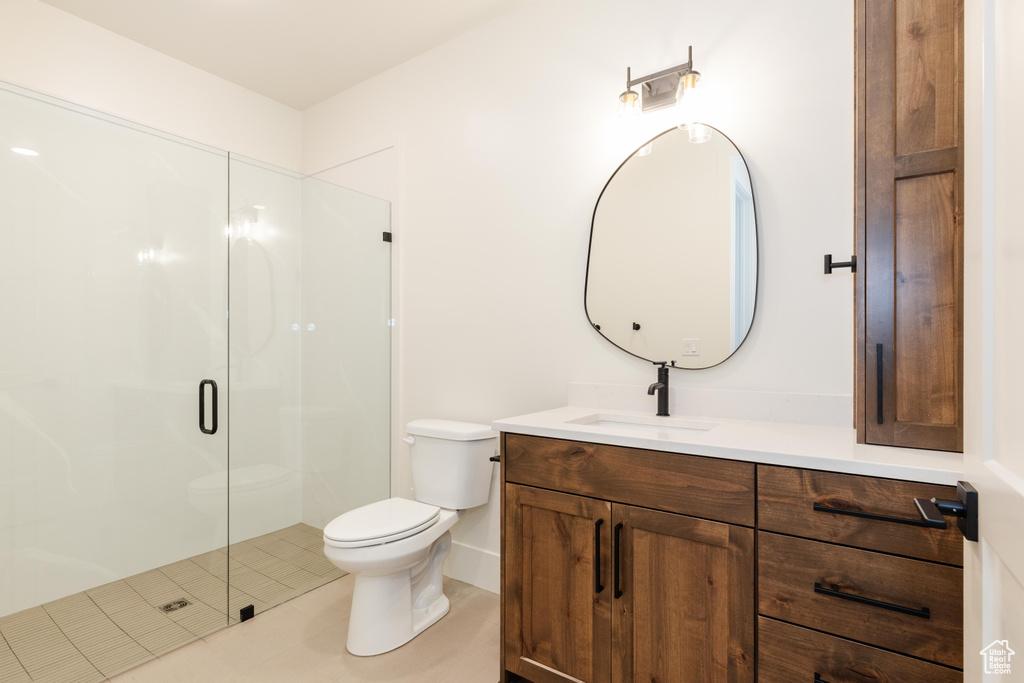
(159, 598), (191, 613)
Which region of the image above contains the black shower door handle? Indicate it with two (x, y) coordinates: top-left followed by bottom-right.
(199, 379), (218, 435)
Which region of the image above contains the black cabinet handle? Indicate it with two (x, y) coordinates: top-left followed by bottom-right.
(594, 520), (604, 594)
(824, 254), (856, 274)
(199, 379), (218, 435)
(613, 522), (623, 599)
(814, 674), (831, 683)
(813, 582), (930, 619)
(876, 342), (884, 424)
(812, 502), (933, 528)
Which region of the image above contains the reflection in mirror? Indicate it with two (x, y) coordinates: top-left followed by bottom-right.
(585, 125), (757, 369)
(230, 234), (274, 356)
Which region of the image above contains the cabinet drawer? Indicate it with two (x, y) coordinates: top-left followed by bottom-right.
(758, 532), (963, 668)
(758, 464), (963, 564)
(504, 434), (755, 526)
(758, 617), (962, 683)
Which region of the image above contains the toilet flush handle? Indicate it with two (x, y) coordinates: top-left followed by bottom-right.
(402, 436), (415, 446)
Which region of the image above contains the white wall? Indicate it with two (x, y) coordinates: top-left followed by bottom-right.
(0, 0), (301, 170)
(303, 0), (854, 591)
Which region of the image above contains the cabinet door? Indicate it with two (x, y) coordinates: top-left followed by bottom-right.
(857, 0), (964, 451)
(611, 505), (754, 683)
(504, 484), (612, 683)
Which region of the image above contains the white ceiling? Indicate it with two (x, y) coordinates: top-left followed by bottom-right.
(38, 0), (532, 110)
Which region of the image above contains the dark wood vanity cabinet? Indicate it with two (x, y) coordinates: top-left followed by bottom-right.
(501, 435), (756, 682)
(500, 437), (964, 682)
(757, 464), (964, 680)
(855, 0), (965, 451)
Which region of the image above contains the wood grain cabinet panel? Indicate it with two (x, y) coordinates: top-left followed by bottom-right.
(504, 434), (755, 526)
(757, 465), (963, 564)
(758, 617), (962, 683)
(857, 0), (964, 451)
(612, 505), (754, 683)
(758, 531), (963, 668)
(503, 484), (611, 683)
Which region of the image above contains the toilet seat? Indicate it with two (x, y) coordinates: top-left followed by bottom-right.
(324, 498), (440, 549)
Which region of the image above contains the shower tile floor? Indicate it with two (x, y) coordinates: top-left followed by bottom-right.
(0, 524), (344, 683)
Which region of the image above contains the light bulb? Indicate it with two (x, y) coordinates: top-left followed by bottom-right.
(674, 72), (699, 103)
(618, 89), (641, 117)
(687, 124), (712, 144)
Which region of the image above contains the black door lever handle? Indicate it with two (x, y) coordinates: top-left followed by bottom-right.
(914, 481), (978, 542)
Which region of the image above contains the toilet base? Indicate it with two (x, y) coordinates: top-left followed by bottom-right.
(346, 531), (452, 656)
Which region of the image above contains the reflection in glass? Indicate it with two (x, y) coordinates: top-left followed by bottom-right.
(586, 125), (757, 369)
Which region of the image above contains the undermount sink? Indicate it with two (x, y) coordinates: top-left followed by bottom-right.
(565, 413), (719, 439)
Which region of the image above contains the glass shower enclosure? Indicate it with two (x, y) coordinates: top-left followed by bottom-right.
(0, 81), (390, 681)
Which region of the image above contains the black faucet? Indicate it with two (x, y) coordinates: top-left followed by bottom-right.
(647, 362), (670, 417)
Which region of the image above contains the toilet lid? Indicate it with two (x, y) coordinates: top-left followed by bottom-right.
(323, 498), (440, 546)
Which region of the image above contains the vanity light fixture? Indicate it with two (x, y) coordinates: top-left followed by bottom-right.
(619, 45), (701, 114)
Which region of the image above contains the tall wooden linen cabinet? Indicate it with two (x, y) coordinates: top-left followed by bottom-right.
(856, 0), (964, 452)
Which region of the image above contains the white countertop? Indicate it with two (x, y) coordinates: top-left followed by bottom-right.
(492, 406), (964, 485)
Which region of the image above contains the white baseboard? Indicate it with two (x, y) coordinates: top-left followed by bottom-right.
(444, 541), (499, 594)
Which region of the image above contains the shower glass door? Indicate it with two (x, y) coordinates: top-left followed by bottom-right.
(0, 81), (230, 673)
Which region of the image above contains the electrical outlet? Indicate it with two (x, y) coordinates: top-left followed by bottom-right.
(682, 338), (700, 356)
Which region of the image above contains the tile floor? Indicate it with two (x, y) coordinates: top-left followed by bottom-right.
(0, 524), (344, 683)
(109, 575), (501, 683)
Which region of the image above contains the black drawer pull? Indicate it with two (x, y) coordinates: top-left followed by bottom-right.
(594, 519), (604, 594)
(814, 675), (831, 683)
(812, 502), (932, 528)
(814, 582), (930, 619)
(876, 342), (884, 424)
(613, 522), (623, 599)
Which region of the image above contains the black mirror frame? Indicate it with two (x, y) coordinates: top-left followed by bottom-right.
(583, 124), (760, 370)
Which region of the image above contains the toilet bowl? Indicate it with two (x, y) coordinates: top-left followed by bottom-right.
(322, 420), (497, 656)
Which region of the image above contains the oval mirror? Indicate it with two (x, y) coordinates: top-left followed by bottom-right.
(585, 125), (758, 369)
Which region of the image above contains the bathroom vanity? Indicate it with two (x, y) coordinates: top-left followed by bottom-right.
(494, 407), (965, 682)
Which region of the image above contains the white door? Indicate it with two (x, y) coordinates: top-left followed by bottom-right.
(964, 0), (1024, 680)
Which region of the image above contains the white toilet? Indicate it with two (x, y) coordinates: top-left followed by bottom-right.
(322, 419), (497, 656)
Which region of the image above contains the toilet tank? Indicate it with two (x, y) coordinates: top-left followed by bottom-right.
(406, 419), (497, 509)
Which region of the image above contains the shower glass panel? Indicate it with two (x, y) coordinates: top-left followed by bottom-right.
(298, 175), (392, 529)
(224, 156), (306, 620)
(0, 77), (229, 646)
(224, 158), (392, 621)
